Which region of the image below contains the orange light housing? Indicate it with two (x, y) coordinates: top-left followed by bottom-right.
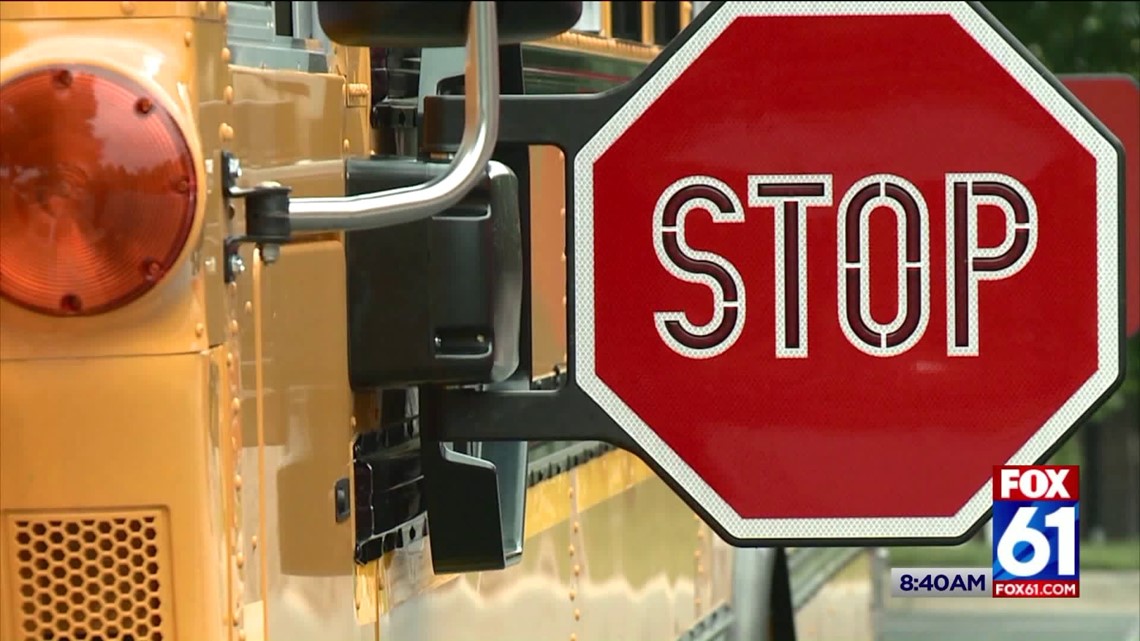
(0, 65), (197, 316)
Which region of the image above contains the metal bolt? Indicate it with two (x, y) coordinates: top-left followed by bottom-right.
(229, 253), (245, 276)
(260, 244), (280, 264)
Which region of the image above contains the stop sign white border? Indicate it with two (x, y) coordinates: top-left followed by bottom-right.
(572, 1), (1121, 541)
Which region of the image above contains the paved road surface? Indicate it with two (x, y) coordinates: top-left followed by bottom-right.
(880, 609), (1139, 641)
(795, 556), (1139, 641)
(879, 571), (1140, 641)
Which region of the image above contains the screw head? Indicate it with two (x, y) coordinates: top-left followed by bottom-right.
(260, 244), (280, 264)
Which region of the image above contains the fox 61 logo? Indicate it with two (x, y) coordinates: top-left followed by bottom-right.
(992, 465), (1080, 598)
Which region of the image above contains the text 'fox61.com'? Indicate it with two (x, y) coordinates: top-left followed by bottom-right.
(992, 465), (1080, 598)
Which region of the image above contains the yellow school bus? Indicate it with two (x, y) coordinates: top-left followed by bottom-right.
(0, 2), (860, 640)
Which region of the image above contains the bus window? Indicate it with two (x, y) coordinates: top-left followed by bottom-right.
(654, 1), (682, 45)
(610, 1), (642, 42)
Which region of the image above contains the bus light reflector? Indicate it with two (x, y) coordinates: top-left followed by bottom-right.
(0, 65), (197, 316)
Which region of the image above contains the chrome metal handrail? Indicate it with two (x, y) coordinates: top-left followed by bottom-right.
(288, 1), (500, 232)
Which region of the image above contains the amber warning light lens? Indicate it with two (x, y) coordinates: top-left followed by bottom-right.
(0, 65), (197, 316)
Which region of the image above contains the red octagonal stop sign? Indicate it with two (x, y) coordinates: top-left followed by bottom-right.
(572, 2), (1123, 542)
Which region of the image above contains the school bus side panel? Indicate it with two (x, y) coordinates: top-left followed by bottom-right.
(0, 4), (236, 640)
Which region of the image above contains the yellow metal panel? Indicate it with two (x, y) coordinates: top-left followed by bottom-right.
(0, 1), (223, 21)
(366, 461), (729, 641)
(532, 31), (661, 62)
(249, 241), (365, 641)
(0, 351), (228, 641)
(529, 146), (570, 380)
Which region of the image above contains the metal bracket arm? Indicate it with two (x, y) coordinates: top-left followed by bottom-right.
(287, 1), (501, 233)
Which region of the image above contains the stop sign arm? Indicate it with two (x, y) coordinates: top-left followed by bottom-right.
(425, 91), (627, 153)
(421, 382), (636, 448)
(418, 0), (1125, 549)
(419, 47), (690, 448)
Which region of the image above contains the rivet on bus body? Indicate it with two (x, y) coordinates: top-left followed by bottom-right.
(697, 563), (705, 575)
(343, 139), (351, 152)
(219, 2), (228, 20)
(568, 544), (575, 557)
(574, 609), (580, 621)
(568, 589), (576, 601)
(220, 122), (233, 140)
(694, 549), (701, 559)
(572, 521), (579, 533)
(234, 474), (243, 490)
(230, 319), (240, 334)
(236, 552), (245, 568)
(570, 634), (577, 641)
(251, 535), (258, 549)
(195, 323), (205, 337)
(224, 86), (234, 104)
(198, 1), (207, 15)
(573, 563), (580, 576)
(184, 31), (193, 46)
(120, 2), (135, 15)
(221, 47), (232, 64)
(226, 353), (234, 367)
(560, 207), (566, 219)
(350, 416), (357, 429)
(232, 398), (241, 414)
(695, 597), (702, 608)
(562, 296), (567, 307)
(560, 252), (566, 263)
(244, 301), (253, 314)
